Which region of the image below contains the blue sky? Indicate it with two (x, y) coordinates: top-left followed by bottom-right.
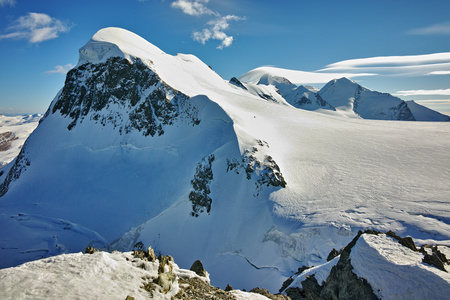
(1, 0), (450, 115)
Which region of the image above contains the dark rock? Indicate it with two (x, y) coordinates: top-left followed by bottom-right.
(229, 77), (247, 90)
(386, 231), (417, 252)
(84, 246), (98, 254)
(279, 277), (294, 293)
(423, 253), (447, 272)
(398, 237), (417, 252)
(224, 284), (233, 291)
(432, 246), (449, 264)
(189, 154), (215, 217)
(326, 248), (340, 261)
(285, 230), (378, 300)
(190, 260), (207, 277)
(125, 296), (135, 300)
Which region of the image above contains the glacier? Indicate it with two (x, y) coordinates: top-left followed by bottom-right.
(0, 27), (449, 293)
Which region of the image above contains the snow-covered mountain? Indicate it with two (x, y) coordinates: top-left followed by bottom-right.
(406, 100), (450, 122)
(0, 114), (41, 167)
(239, 69), (449, 122)
(0, 27), (449, 294)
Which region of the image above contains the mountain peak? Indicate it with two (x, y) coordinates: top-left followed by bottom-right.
(78, 27), (165, 66)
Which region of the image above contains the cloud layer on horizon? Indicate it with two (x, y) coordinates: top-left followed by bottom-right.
(318, 52), (450, 77)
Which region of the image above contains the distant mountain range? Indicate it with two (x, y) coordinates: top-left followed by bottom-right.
(238, 71), (450, 122)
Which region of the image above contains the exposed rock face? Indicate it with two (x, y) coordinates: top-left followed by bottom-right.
(0, 144), (30, 197)
(189, 154), (215, 217)
(52, 57), (199, 133)
(283, 230), (450, 299)
(285, 231), (379, 300)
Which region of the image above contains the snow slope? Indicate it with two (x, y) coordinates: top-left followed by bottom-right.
(406, 100), (450, 121)
(0, 250), (269, 300)
(0, 114), (41, 167)
(285, 233), (450, 299)
(0, 27), (450, 293)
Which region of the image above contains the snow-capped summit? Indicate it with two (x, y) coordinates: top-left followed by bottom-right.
(78, 27), (165, 66)
(318, 77), (415, 120)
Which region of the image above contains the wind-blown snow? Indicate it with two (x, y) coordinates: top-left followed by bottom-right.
(1, 27), (449, 293)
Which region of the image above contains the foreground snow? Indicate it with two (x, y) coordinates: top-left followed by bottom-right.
(285, 232), (450, 299)
(0, 250), (270, 300)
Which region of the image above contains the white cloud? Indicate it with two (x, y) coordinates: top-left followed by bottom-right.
(408, 21), (450, 35)
(171, 0), (244, 49)
(240, 66), (374, 85)
(0, 12), (71, 44)
(0, 0), (15, 6)
(394, 89), (450, 96)
(171, 0), (216, 16)
(193, 15), (244, 49)
(319, 52), (450, 77)
(427, 70), (450, 75)
(45, 64), (74, 74)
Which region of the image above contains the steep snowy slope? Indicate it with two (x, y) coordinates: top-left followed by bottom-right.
(0, 28), (449, 293)
(406, 100), (450, 121)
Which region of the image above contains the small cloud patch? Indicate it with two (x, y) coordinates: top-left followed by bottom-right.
(0, 12), (71, 44)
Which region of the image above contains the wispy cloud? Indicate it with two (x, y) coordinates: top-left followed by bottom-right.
(319, 52), (450, 77)
(0, 12), (71, 44)
(240, 66), (374, 85)
(0, 0), (15, 7)
(171, 0), (244, 49)
(45, 64), (74, 74)
(171, 0), (216, 16)
(394, 89), (450, 97)
(193, 15), (245, 49)
(408, 21), (450, 35)
(427, 70), (450, 75)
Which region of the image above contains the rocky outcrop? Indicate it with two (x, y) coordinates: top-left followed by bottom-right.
(190, 260), (207, 277)
(52, 57), (199, 133)
(283, 230), (450, 299)
(189, 154), (215, 217)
